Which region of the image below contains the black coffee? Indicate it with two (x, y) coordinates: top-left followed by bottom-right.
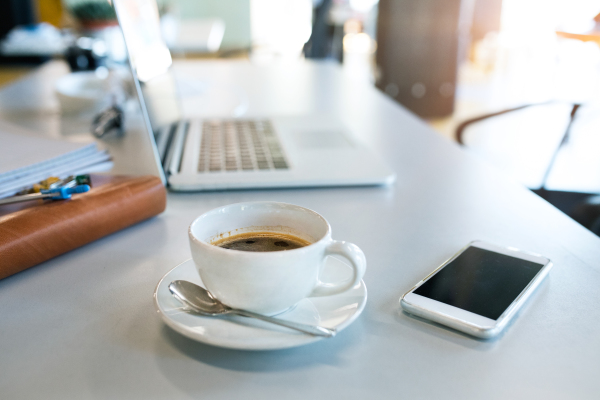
(213, 232), (311, 252)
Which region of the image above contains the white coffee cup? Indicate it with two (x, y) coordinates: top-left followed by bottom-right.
(188, 202), (366, 315)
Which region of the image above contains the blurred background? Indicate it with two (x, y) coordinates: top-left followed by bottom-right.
(1, 0), (600, 232)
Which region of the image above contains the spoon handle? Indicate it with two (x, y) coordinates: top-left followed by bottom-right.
(231, 308), (336, 338)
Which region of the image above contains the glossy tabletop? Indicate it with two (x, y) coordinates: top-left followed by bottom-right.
(1, 60), (600, 399)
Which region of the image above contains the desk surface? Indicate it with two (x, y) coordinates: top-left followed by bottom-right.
(1, 60), (600, 399)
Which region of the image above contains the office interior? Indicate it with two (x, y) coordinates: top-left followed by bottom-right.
(1, 0), (599, 229)
(3, 1), (600, 398)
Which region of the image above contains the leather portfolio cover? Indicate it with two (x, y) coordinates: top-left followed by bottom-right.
(0, 175), (166, 280)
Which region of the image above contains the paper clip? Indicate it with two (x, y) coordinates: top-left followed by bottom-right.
(17, 174), (92, 195)
(0, 185), (90, 206)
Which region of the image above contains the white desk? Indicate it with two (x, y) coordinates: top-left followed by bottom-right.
(1, 60), (600, 399)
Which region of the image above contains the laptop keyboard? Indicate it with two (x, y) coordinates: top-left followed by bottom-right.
(198, 120), (289, 172)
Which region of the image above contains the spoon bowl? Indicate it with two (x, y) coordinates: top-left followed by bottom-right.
(169, 280), (230, 315)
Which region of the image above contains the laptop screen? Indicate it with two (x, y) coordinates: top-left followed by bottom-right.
(113, 0), (182, 131)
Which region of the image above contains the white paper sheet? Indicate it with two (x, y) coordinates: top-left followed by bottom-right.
(0, 121), (113, 197)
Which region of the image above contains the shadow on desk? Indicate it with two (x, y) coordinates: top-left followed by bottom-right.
(396, 310), (501, 349)
(158, 323), (360, 371)
(152, 324), (364, 395)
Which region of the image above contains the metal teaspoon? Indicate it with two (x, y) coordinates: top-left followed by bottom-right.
(168, 280), (336, 338)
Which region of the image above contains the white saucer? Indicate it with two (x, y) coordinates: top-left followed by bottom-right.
(154, 258), (367, 350)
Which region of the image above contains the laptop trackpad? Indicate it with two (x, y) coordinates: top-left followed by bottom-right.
(290, 130), (353, 149)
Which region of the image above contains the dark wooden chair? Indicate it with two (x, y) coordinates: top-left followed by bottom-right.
(456, 102), (600, 236)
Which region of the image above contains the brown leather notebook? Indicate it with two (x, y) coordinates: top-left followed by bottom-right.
(0, 175), (166, 280)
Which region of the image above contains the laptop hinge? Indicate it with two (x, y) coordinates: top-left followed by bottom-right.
(164, 121), (188, 175)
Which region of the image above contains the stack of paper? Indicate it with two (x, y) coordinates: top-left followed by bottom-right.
(0, 124), (113, 198)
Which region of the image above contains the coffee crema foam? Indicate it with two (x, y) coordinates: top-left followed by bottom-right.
(212, 232), (311, 252)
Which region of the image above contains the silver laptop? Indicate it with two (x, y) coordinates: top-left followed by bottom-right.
(113, 0), (395, 191)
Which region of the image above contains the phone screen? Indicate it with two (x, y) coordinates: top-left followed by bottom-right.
(413, 246), (545, 320)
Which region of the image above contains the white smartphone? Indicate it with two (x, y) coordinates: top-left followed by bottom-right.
(400, 241), (552, 339)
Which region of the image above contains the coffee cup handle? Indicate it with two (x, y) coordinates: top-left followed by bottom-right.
(309, 240), (366, 297)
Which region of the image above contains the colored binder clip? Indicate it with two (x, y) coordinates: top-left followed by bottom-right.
(41, 185), (90, 200)
(0, 185), (90, 206)
(17, 174), (92, 195)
